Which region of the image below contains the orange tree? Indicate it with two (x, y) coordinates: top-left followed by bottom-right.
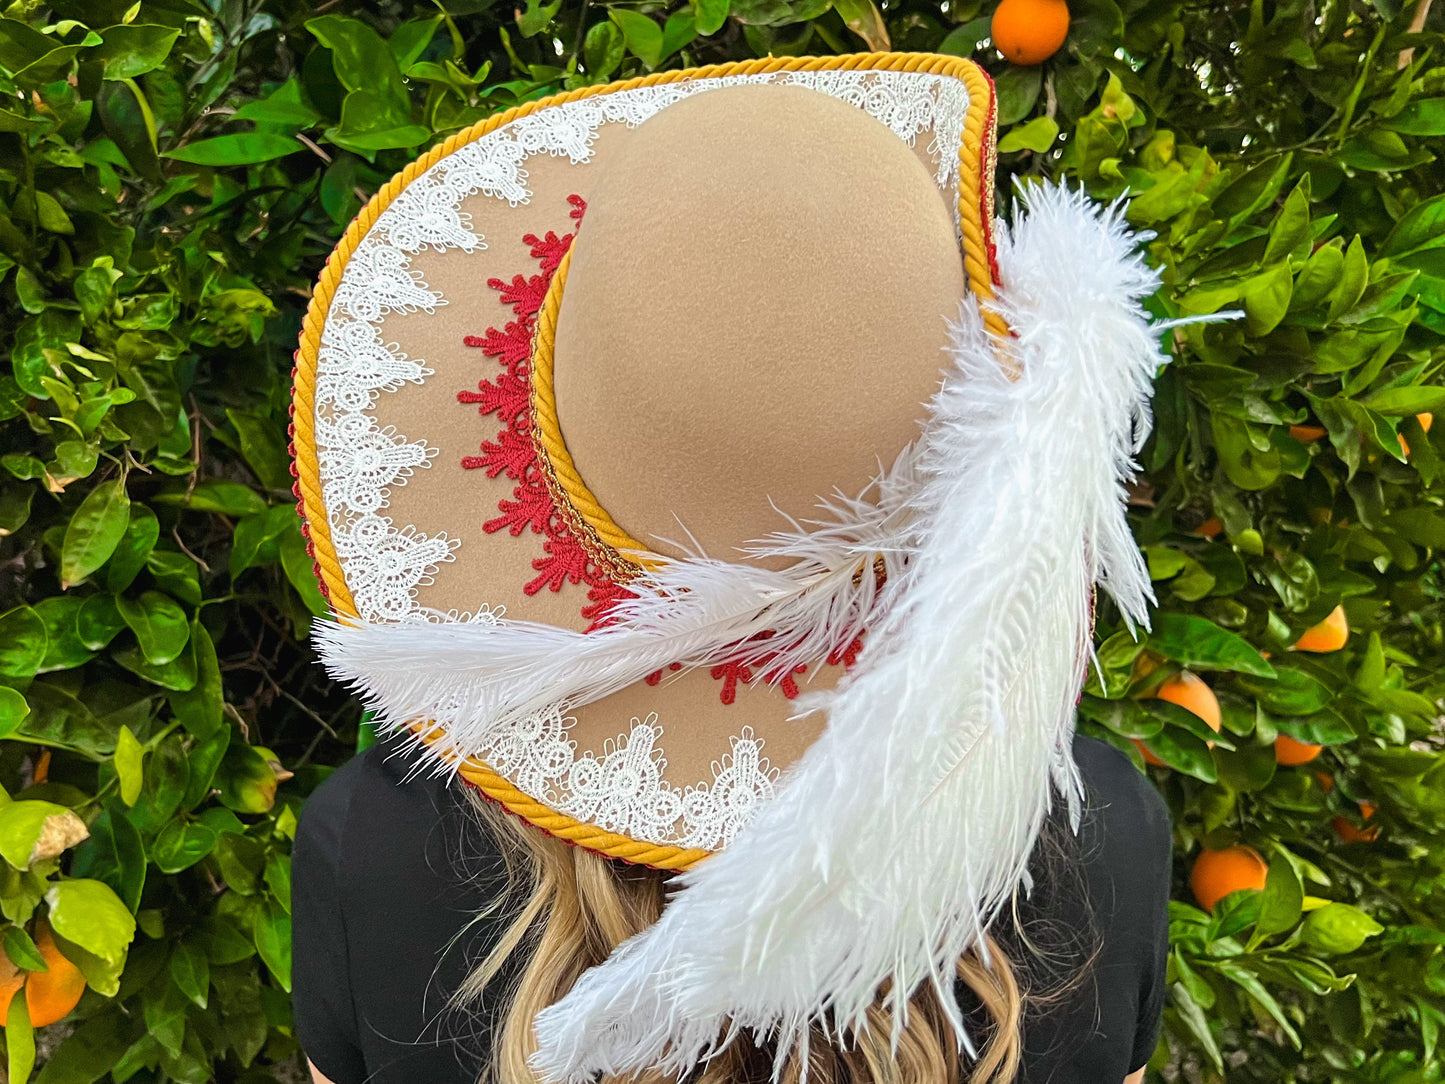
(0, 1), (1442, 1081)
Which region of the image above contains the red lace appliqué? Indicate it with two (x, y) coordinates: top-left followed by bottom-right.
(458, 195), (863, 704)
(458, 195), (625, 625)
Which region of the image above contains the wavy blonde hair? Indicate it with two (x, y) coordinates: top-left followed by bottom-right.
(457, 794), (1096, 1084)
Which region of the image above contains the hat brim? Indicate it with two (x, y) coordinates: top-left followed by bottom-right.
(292, 52), (1001, 869)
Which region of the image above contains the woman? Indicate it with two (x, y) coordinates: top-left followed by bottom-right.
(294, 728), (1169, 1084)
(289, 53), (1175, 1084)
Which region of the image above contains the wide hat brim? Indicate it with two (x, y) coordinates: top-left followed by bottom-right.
(292, 53), (1002, 868)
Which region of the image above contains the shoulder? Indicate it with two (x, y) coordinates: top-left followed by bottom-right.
(296, 738), (500, 889)
(1071, 734), (1172, 865)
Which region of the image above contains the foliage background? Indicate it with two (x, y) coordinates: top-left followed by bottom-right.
(1, 0), (1444, 1081)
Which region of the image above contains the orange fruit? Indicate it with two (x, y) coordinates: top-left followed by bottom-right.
(1275, 734), (1323, 765)
(25, 922), (86, 1027)
(991, 0), (1070, 65)
(1191, 845), (1268, 912)
(1314, 770), (1335, 794)
(1193, 517), (1223, 540)
(1401, 413), (1433, 457)
(1293, 605), (1348, 653)
(0, 948), (22, 1025)
(1290, 424), (1328, 443)
(1333, 815), (1380, 844)
(1134, 670), (1221, 767)
(1359, 799), (1377, 820)
(1156, 671), (1223, 734)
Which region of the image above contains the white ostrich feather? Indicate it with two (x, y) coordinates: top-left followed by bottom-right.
(312, 447), (916, 767)
(525, 183), (1168, 1083)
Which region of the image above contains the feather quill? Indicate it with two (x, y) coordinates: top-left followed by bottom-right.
(526, 183), (1166, 1082)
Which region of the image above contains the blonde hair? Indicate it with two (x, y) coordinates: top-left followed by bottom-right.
(458, 794), (1095, 1084)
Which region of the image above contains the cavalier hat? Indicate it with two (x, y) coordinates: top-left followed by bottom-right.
(292, 52), (1170, 1083)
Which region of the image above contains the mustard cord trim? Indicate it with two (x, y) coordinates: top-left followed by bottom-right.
(292, 52), (1002, 870)
(531, 243), (655, 577)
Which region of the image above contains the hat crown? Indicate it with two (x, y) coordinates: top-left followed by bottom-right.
(552, 84), (967, 562)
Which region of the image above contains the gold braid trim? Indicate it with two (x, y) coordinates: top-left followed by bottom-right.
(291, 52), (1002, 870)
(530, 244), (654, 580)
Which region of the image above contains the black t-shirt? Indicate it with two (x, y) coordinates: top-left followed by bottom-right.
(292, 734), (1171, 1084)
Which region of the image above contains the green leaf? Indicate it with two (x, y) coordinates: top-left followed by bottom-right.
(994, 64), (1041, 127)
(832, 0), (889, 50)
(583, 21), (625, 79)
(1148, 613), (1276, 677)
(1240, 667), (1333, 715)
(0, 607), (48, 679)
(1326, 237), (1370, 322)
(153, 820), (217, 874)
(1170, 981), (1225, 1072)
(660, 11), (697, 57)
(169, 940), (209, 1009)
(105, 504), (159, 593)
(253, 898), (291, 992)
(1300, 902), (1384, 955)
(34, 1011), (131, 1084)
(76, 595), (126, 651)
(279, 522), (330, 617)
(153, 480), (266, 517)
(92, 24), (180, 80)
(1252, 857), (1304, 942)
(1262, 181), (1311, 265)
(610, 10), (664, 69)
(1385, 98), (1445, 136)
(117, 590), (190, 665)
(216, 745), (279, 815)
(3, 925), (46, 972)
(0, 801), (87, 870)
(182, 728), (230, 811)
(164, 133), (300, 166)
(146, 550), (202, 607)
(7, 993), (35, 1084)
(1211, 960), (1301, 1048)
(693, 0), (731, 35)
(1140, 726), (1217, 782)
(44, 879), (136, 978)
(389, 16), (443, 69)
(170, 619), (224, 740)
(1375, 198), (1445, 260)
(34, 192), (74, 236)
(516, 0), (564, 36)
(265, 850), (292, 913)
(114, 726), (144, 807)
(0, 688), (30, 740)
(1241, 263), (1293, 335)
(61, 479), (131, 588)
(306, 15), (410, 115)
(998, 116), (1060, 154)
(69, 807), (146, 914)
(14, 683), (112, 758)
(226, 410), (293, 491)
(1363, 385), (1445, 415)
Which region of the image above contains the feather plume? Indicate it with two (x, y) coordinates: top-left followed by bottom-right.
(312, 447), (916, 767)
(526, 183), (1166, 1082)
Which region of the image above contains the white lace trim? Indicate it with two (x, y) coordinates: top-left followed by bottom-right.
(314, 68), (972, 623)
(485, 706), (779, 849)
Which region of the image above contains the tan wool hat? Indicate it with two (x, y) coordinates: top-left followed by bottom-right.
(292, 53), (1004, 867)
(292, 50), (1172, 1084)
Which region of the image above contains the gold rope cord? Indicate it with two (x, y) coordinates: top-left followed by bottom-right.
(529, 243), (654, 581)
(291, 51), (1002, 869)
